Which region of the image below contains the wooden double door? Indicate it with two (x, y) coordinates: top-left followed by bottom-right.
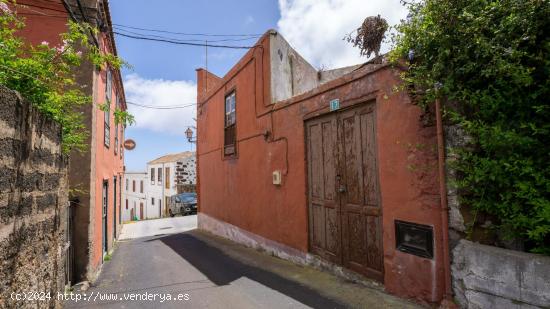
(306, 103), (384, 282)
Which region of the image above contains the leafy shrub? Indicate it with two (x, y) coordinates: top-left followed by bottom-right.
(391, 0), (550, 254)
(0, 1), (129, 152)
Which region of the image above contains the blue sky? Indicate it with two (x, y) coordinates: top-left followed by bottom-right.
(109, 0), (407, 171)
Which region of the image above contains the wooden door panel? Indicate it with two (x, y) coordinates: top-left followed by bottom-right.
(339, 104), (384, 282)
(311, 203), (325, 249)
(306, 115), (341, 263)
(361, 111), (379, 207)
(307, 102), (382, 282)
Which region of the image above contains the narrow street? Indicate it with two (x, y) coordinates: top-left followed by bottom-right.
(65, 217), (420, 309)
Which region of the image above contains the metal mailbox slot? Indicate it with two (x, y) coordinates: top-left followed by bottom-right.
(395, 220), (434, 259)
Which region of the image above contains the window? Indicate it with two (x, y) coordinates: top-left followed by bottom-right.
(104, 70), (112, 148)
(140, 180), (143, 193)
(157, 167), (162, 183)
(224, 91), (236, 156)
(151, 198), (155, 205)
(150, 168), (155, 184)
(132, 180), (135, 192)
(125, 179), (128, 191)
(165, 167), (170, 189)
(120, 126), (124, 158)
(114, 97), (119, 155)
(125, 199), (128, 210)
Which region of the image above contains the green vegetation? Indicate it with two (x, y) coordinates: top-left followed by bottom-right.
(0, 1), (130, 152)
(391, 0), (550, 254)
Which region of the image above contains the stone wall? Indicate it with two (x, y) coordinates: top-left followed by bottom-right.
(0, 86), (68, 308)
(452, 240), (550, 308)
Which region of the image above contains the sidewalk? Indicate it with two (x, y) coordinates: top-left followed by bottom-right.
(192, 230), (423, 308)
(118, 215), (197, 240)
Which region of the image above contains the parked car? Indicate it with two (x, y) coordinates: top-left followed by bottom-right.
(168, 193), (197, 217)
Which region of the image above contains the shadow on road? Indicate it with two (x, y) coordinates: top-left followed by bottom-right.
(152, 232), (347, 309)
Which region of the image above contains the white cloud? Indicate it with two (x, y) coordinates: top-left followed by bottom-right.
(123, 74), (197, 135)
(277, 0), (407, 69)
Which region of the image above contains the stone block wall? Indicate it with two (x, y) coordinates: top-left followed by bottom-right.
(452, 240), (550, 308)
(0, 86), (68, 308)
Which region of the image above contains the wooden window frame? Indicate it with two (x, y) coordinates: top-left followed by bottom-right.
(165, 167), (170, 189)
(157, 167), (162, 184)
(224, 90), (237, 156)
(104, 69), (112, 148)
(114, 96), (119, 155)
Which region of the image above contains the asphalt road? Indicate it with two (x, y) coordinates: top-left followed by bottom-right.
(65, 217), (420, 309)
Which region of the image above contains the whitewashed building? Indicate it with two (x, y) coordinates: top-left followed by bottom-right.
(147, 151), (196, 217)
(122, 172), (147, 222)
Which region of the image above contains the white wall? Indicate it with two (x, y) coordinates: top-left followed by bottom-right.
(122, 172), (148, 221)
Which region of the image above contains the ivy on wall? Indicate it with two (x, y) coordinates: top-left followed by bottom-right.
(391, 0), (550, 254)
(0, 1), (130, 153)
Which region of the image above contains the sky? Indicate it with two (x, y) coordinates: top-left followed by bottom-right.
(109, 0), (408, 172)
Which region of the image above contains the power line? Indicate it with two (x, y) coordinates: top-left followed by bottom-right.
(126, 101), (197, 109)
(114, 28), (260, 43)
(114, 31), (255, 49)
(113, 23), (263, 37)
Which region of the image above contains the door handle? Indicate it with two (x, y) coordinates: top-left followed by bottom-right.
(339, 185), (347, 193)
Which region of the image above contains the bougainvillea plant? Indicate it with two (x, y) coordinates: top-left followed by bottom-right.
(390, 0), (550, 254)
(0, 0), (132, 153)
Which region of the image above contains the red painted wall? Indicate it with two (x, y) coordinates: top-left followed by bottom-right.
(89, 32), (125, 273)
(197, 33), (445, 304)
(11, 0), (68, 47)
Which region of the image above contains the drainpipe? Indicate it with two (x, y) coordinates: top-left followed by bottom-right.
(435, 92), (453, 303)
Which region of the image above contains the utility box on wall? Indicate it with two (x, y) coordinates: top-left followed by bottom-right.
(272, 170), (282, 185)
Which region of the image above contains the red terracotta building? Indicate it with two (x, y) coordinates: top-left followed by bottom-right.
(12, 0), (126, 283)
(196, 30), (450, 305)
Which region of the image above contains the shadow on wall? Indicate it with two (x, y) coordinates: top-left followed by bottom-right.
(153, 233), (346, 308)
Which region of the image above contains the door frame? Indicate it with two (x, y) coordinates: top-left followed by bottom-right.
(102, 180), (109, 257)
(113, 176), (117, 239)
(304, 99), (384, 282)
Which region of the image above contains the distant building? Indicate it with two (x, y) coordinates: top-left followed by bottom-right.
(122, 172), (147, 222)
(147, 152), (196, 217)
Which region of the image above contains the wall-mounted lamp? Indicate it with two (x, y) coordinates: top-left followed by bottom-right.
(185, 127), (196, 143)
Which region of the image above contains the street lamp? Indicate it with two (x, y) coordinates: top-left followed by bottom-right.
(185, 127), (196, 143)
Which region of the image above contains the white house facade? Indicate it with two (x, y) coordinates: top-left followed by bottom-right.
(122, 172), (148, 222)
(147, 151), (196, 217)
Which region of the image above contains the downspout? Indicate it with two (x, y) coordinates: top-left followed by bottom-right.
(435, 95), (453, 302)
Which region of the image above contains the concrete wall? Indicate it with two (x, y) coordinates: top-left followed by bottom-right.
(196, 32), (446, 304)
(269, 31), (362, 104)
(452, 240), (550, 308)
(0, 86), (68, 308)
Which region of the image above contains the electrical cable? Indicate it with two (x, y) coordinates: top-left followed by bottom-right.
(113, 23), (263, 37)
(125, 101), (197, 109)
(113, 31), (255, 49)
(113, 28), (261, 43)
